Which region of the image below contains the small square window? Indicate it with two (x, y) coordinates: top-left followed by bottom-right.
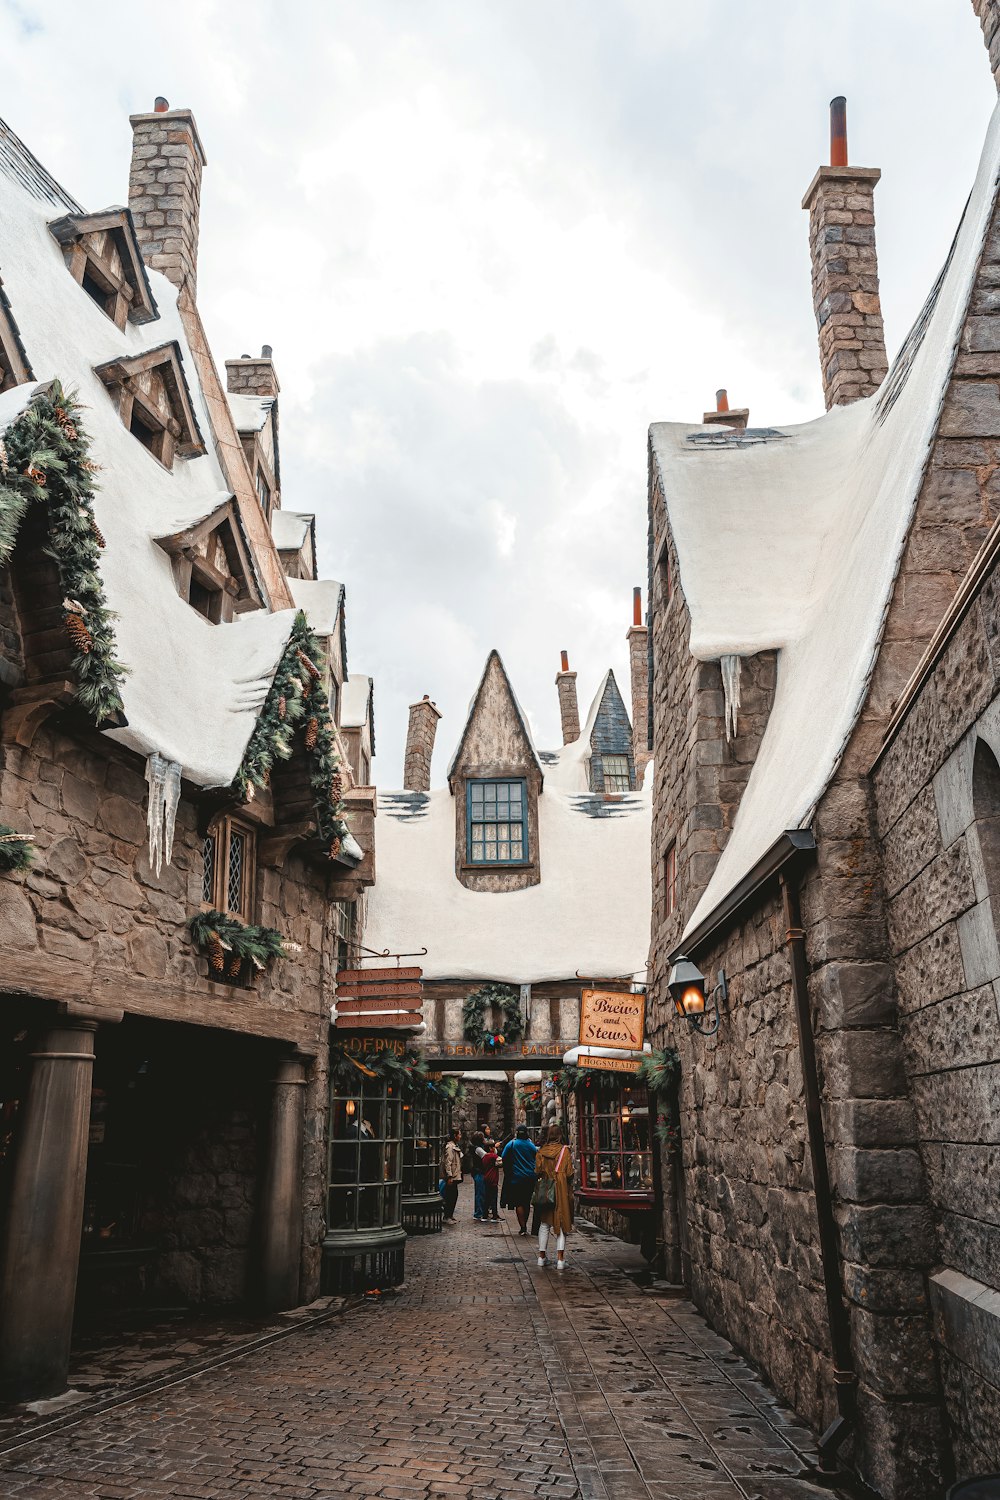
(602, 754), (632, 794)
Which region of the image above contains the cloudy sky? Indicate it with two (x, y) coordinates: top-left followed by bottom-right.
(1, 1), (996, 783)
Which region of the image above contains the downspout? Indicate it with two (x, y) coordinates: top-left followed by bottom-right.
(780, 871), (858, 1470)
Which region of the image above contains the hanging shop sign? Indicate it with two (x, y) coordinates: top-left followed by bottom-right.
(579, 1055), (642, 1075)
(335, 1010), (422, 1030)
(334, 956), (424, 1031)
(579, 989), (645, 1052)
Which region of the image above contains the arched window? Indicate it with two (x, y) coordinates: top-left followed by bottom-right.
(974, 739), (1000, 919)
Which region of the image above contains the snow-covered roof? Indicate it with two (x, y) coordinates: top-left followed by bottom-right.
(0, 119), (302, 787)
(271, 509), (313, 552)
(653, 97), (1000, 937)
(365, 735), (651, 983)
(341, 674), (374, 742)
(288, 576), (344, 637)
(227, 391), (273, 434)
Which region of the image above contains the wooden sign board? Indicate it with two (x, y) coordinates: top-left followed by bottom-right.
(336, 995), (422, 1014)
(336, 981), (422, 1000)
(334, 1012), (423, 1030)
(337, 967), (422, 985)
(579, 1055), (641, 1075)
(579, 989), (645, 1052)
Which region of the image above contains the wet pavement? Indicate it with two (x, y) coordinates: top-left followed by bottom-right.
(0, 1187), (849, 1498)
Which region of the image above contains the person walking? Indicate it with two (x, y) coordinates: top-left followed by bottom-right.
(470, 1131), (488, 1221)
(442, 1127), (462, 1225)
(500, 1125), (537, 1236)
(533, 1124), (574, 1270)
(481, 1138), (500, 1222)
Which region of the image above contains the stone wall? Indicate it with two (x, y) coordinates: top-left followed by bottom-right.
(0, 566), (22, 690)
(973, 0), (1000, 93)
(873, 568), (1000, 1479)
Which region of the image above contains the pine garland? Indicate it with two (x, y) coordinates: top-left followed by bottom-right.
(462, 983), (524, 1051)
(0, 824), (34, 873)
(189, 910), (290, 986)
(0, 384), (127, 725)
(231, 610), (348, 855)
(638, 1048), (681, 1158)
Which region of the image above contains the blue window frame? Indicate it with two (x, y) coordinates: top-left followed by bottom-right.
(466, 778), (528, 865)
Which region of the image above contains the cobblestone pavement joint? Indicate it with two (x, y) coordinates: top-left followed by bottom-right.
(0, 1187), (850, 1499)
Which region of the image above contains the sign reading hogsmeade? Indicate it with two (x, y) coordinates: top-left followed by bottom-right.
(579, 989), (645, 1051)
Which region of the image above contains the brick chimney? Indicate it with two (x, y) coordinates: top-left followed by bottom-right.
(128, 98), (207, 297)
(403, 696), (441, 792)
(702, 388), (749, 433)
(555, 652), (580, 745)
(802, 97), (888, 409)
(226, 346), (280, 399)
(627, 588), (651, 785)
(973, 0), (1000, 90)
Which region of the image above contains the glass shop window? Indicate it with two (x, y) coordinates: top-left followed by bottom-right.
(402, 1095), (445, 1201)
(327, 1076), (403, 1233)
(577, 1079), (653, 1197)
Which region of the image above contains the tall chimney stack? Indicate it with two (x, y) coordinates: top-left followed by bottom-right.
(403, 696), (441, 792)
(226, 346), (280, 399)
(555, 652), (580, 745)
(802, 97), (888, 409)
(128, 99), (207, 297)
(973, 1), (1000, 90)
(627, 589), (651, 786)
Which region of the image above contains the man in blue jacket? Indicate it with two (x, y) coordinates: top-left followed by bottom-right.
(501, 1126), (538, 1236)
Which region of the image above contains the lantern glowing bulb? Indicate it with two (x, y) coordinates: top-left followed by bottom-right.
(681, 986), (705, 1016)
(667, 955), (707, 1019)
(346, 1099), (356, 1116)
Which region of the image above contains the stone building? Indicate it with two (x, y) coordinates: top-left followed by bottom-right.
(0, 104), (376, 1401)
(644, 15), (1000, 1497)
(363, 638), (655, 1240)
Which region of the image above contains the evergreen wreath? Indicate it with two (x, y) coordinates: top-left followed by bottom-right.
(0, 824), (34, 873)
(231, 610), (348, 854)
(0, 383), (127, 725)
(189, 910), (292, 986)
(462, 983), (523, 1051)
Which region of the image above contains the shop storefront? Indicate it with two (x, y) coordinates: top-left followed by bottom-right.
(577, 1078), (654, 1205)
(322, 1067), (406, 1294)
(401, 1092), (445, 1234)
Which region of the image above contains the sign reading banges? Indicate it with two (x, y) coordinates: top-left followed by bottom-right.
(579, 988), (645, 1052)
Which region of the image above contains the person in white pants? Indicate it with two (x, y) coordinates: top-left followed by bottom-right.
(533, 1123), (574, 1270)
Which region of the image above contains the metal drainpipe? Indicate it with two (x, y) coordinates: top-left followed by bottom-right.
(780, 871), (858, 1470)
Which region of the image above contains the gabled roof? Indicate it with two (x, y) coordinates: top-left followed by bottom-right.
(94, 340), (205, 456)
(446, 649), (544, 791)
(652, 97), (1000, 938)
(271, 508), (314, 558)
(48, 206), (158, 324)
(582, 668), (631, 746)
(341, 674), (375, 751)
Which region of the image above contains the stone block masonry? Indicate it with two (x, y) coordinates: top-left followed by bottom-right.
(128, 105), (206, 296)
(403, 694), (441, 791)
(974, 0), (1000, 92)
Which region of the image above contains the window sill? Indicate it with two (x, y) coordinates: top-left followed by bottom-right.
(577, 1188), (655, 1210)
(460, 859), (532, 871)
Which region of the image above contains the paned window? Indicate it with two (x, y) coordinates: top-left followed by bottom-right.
(664, 842), (677, 917)
(402, 1095), (446, 1202)
(332, 899), (355, 973)
(602, 754), (632, 794)
(256, 468), (271, 518)
(328, 1077), (404, 1233)
(466, 778), (528, 865)
(201, 815), (255, 922)
(577, 1080), (653, 1200)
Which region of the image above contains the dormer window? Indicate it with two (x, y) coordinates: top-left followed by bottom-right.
(95, 343), (203, 471)
(49, 208), (158, 329)
(466, 778), (528, 865)
(0, 279), (31, 393)
(600, 754), (632, 794)
(156, 499), (264, 623)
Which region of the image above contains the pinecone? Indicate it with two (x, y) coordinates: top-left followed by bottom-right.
(65, 612), (92, 654)
(329, 836), (342, 860)
(90, 515), (106, 549)
(330, 770), (344, 802)
(54, 406), (68, 426)
(302, 675), (312, 701)
(277, 694), (286, 720)
(305, 716), (318, 750)
(64, 424), (77, 442)
(24, 465), (46, 487)
(228, 953), (243, 979)
(207, 932), (225, 972)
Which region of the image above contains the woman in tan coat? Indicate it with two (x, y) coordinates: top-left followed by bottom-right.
(534, 1124), (574, 1270)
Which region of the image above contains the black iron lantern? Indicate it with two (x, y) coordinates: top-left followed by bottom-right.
(667, 955), (725, 1035)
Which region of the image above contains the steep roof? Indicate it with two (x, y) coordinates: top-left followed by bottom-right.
(0, 118), (312, 786)
(446, 649), (544, 789)
(652, 98), (1000, 937)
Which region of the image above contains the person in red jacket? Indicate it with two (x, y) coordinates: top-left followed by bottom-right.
(481, 1141), (500, 1222)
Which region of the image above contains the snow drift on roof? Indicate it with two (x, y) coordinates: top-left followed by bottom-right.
(288, 576), (344, 638)
(271, 509), (312, 551)
(227, 392), (272, 434)
(341, 674), (373, 730)
(651, 97), (1000, 937)
(0, 137), (296, 786)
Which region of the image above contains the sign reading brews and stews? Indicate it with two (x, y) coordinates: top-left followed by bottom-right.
(578, 989), (645, 1051)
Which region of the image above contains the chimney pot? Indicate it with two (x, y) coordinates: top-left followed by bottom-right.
(154, 96), (169, 113)
(633, 587), (643, 627)
(716, 389), (729, 413)
(262, 344), (273, 359)
(830, 96), (848, 167)
(703, 390), (749, 432)
(560, 650), (569, 673)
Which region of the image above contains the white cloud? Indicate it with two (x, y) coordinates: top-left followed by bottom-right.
(0, 0), (995, 780)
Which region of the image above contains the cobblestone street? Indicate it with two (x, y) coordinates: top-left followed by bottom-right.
(0, 1191), (845, 1500)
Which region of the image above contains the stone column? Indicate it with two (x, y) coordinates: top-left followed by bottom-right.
(973, 0), (1000, 91)
(128, 99), (207, 296)
(0, 1022), (96, 1401)
(627, 588), (651, 786)
(555, 652), (580, 745)
(801, 99), (887, 409)
(258, 1055), (307, 1314)
(403, 696), (442, 792)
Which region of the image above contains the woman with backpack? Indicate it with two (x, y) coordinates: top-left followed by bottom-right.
(532, 1124), (574, 1270)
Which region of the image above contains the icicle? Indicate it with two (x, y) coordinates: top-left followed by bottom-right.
(145, 752), (183, 875)
(720, 655), (742, 742)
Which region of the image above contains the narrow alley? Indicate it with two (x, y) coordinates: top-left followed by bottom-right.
(0, 1192), (844, 1500)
